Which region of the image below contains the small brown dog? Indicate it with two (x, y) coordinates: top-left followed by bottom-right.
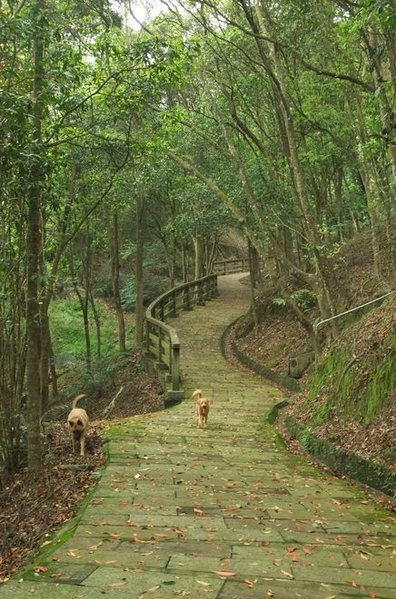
(192, 389), (210, 428)
(67, 394), (89, 456)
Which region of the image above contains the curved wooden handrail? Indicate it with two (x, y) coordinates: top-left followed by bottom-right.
(213, 258), (249, 275)
(144, 274), (218, 404)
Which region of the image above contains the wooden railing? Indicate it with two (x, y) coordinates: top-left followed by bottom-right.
(144, 274), (218, 405)
(213, 258), (249, 275)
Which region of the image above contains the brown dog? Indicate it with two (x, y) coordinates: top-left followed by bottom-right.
(192, 389), (210, 428)
(67, 394), (89, 456)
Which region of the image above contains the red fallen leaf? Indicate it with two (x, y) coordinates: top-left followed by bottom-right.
(213, 570), (236, 578)
(260, 540), (270, 546)
(286, 547), (297, 556)
(33, 566), (48, 573)
(206, 535), (215, 542)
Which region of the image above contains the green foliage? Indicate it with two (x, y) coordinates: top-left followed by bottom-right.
(307, 332), (395, 426)
(49, 298), (129, 360)
(272, 297), (287, 308)
(363, 345), (396, 425)
(120, 272), (168, 311)
(120, 242), (170, 311)
(290, 289), (317, 312)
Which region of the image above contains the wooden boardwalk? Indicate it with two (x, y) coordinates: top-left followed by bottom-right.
(2, 274), (395, 598)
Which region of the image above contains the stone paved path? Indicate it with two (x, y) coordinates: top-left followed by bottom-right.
(2, 274), (395, 598)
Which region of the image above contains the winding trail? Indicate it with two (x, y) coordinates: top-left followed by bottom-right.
(2, 274), (395, 598)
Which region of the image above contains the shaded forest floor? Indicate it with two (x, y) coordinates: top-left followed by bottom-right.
(0, 355), (165, 582)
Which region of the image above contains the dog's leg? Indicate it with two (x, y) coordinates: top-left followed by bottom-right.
(80, 432), (85, 456)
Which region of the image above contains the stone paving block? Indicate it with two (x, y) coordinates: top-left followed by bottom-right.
(82, 567), (223, 597)
(292, 564), (396, 588)
(231, 544), (350, 568)
(49, 536), (121, 556)
(217, 578), (367, 599)
(167, 554), (224, 573)
(0, 581), (107, 598)
(57, 546), (170, 570)
(323, 521), (395, 534)
(222, 520), (285, 542)
(79, 513), (130, 526)
(24, 563), (97, 584)
(75, 524), (190, 543)
(278, 529), (396, 547)
(344, 548), (396, 572)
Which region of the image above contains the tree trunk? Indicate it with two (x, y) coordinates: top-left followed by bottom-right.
(135, 196), (145, 347)
(48, 326), (58, 399)
(181, 245), (188, 282)
(89, 291), (101, 359)
(26, 0), (46, 474)
(192, 235), (204, 279)
(110, 211), (126, 352)
(248, 238), (259, 327)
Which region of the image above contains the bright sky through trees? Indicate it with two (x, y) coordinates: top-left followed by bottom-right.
(113, 0), (163, 30)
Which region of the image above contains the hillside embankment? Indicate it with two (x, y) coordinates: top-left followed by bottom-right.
(228, 231), (395, 497)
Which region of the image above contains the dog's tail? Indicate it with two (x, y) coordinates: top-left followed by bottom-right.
(191, 389), (203, 400)
(72, 394), (87, 409)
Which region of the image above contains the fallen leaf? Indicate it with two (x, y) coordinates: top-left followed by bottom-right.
(33, 566), (48, 573)
(267, 590), (274, 597)
(244, 579), (255, 588)
(213, 570), (236, 578)
(281, 570), (294, 579)
(110, 581), (127, 588)
(193, 508), (204, 516)
(197, 580), (211, 586)
(359, 551), (369, 560)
